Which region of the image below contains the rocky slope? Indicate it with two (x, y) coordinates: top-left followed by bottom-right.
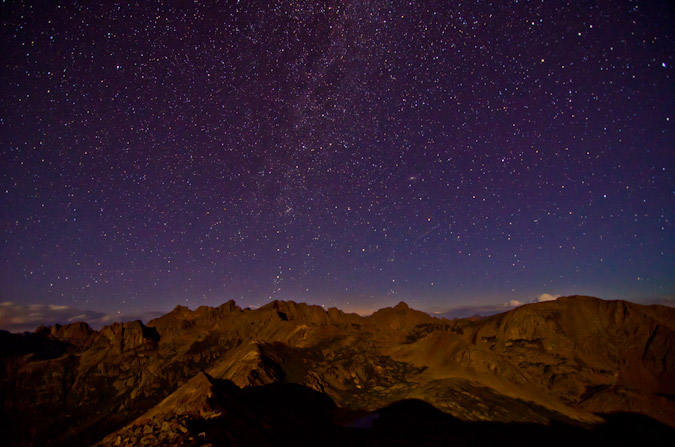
(1, 296), (673, 446)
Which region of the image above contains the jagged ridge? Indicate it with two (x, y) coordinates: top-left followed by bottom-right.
(0, 296), (673, 446)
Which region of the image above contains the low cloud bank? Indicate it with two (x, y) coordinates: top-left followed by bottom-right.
(436, 303), (517, 320)
(0, 301), (162, 333)
(537, 293), (560, 302)
(435, 293), (563, 319)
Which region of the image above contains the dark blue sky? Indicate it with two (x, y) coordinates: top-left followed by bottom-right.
(1, 0), (673, 322)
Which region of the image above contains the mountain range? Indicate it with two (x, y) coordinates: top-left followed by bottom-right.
(1, 295), (673, 446)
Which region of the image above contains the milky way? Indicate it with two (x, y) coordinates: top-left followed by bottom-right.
(1, 0), (673, 319)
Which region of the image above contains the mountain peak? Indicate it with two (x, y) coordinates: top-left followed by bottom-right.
(217, 299), (238, 312)
(394, 301), (410, 311)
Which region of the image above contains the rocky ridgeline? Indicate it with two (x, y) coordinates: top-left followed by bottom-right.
(1, 296), (674, 446)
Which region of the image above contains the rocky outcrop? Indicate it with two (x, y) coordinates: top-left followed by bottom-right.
(99, 320), (159, 354)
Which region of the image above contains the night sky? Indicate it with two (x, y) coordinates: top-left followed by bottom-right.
(1, 0), (673, 325)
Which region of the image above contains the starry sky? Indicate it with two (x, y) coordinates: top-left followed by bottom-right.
(1, 0), (673, 323)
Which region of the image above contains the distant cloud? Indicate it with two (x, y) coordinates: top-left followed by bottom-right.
(630, 295), (675, 307)
(48, 304), (70, 311)
(98, 310), (165, 325)
(0, 301), (105, 333)
(435, 300), (523, 320)
(434, 305), (504, 319)
(536, 293), (560, 302)
(433, 296), (557, 320)
(0, 301), (163, 333)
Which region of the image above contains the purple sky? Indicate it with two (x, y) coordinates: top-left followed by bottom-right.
(1, 1), (673, 329)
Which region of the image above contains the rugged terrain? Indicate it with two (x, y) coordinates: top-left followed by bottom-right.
(1, 296), (674, 446)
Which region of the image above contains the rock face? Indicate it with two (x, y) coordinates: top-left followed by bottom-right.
(99, 320), (159, 354)
(1, 296), (674, 446)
